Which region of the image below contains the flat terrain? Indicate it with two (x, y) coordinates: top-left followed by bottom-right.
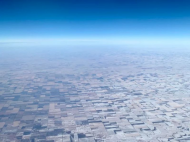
(0, 46), (190, 142)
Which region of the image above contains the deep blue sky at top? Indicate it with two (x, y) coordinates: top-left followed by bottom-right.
(0, 0), (190, 42)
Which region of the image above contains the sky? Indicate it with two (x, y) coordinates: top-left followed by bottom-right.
(0, 0), (190, 45)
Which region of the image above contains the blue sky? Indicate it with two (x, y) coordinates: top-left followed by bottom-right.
(0, 0), (190, 45)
